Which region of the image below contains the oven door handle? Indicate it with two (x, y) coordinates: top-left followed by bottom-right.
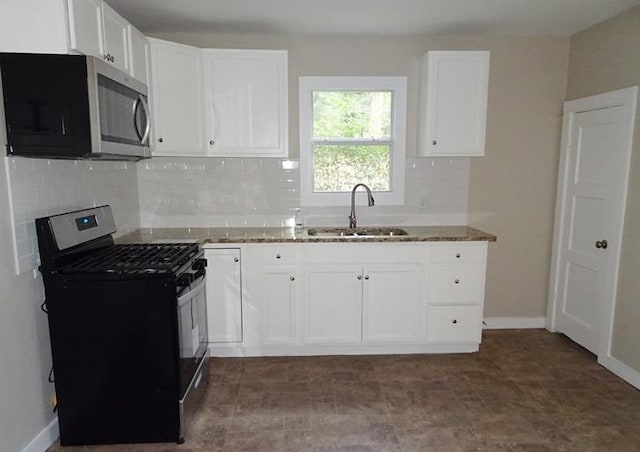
(177, 274), (206, 307)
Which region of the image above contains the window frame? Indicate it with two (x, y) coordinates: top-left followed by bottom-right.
(299, 76), (407, 206)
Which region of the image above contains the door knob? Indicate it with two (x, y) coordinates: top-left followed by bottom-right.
(595, 240), (608, 249)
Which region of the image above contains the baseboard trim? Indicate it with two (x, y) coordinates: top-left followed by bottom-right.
(605, 356), (640, 390)
(22, 417), (58, 452)
(483, 316), (547, 329)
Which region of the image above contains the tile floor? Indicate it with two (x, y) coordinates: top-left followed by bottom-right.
(48, 330), (640, 451)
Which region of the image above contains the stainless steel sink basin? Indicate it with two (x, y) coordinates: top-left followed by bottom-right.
(306, 227), (409, 237)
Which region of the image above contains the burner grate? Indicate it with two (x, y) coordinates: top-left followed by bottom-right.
(60, 243), (200, 275)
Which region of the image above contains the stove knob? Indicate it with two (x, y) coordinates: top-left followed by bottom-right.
(192, 258), (207, 271)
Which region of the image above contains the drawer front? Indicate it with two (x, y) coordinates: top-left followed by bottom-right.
(427, 305), (482, 344)
(430, 242), (486, 263)
(261, 245), (298, 264)
(429, 264), (484, 304)
(304, 243), (424, 264)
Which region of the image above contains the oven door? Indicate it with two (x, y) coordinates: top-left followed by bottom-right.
(176, 273), (208, 397)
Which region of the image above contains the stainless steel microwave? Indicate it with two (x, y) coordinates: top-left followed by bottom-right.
(0, 53), (151, 161)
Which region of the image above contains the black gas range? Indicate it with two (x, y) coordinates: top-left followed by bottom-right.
(36, 205), (209, 446)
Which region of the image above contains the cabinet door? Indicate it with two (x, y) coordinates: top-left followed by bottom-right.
(205, 248), (242, 343)
(68, 0), (103, 58)
(100, 2), (129, 72)
(128, 25), (149, 84)
(149, 38), (206, 155)
(420, 51), (489, 157)
(262, 265), (297, 344)
(304, 265), (362, 344)
(203, 49), (288, 157)
(362, 264), (422, 343)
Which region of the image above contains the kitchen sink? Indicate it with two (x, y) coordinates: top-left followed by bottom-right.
(306, 227), (409, 237)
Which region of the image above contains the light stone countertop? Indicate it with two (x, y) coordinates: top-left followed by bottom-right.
(117, 226), (496, 245)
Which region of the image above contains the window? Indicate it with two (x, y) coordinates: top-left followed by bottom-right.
(299, 76), (407, 206)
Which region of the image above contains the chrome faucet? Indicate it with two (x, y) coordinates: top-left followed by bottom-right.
(349, 183), (375, 228)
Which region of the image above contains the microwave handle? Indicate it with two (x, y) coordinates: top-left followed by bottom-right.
(139, 96), (151, 146)
(132, 96), (143, 142)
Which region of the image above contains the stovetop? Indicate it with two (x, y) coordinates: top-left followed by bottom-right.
(59, 243), (201, 275)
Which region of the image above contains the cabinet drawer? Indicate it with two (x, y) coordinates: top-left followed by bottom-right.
(304, 243), (424, 264)
(430, 243), (485, 263)
(427, 305), (482, 344)
(261, 246), (297, 264)
(429, 264), (484, 304)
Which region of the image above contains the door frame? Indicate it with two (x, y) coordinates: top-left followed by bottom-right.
(547, 86), (637, 366)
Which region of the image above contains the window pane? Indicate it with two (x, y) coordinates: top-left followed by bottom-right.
(312, 91), (392, 139)
(313, 144), (390, 192)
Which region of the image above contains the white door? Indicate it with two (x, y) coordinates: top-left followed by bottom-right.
(549, 87), (637, 357)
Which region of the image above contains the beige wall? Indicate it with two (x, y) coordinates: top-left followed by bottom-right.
(153, 32), (570, 318)
(466, 39), (569, 318)
(567, 6), (640, 372)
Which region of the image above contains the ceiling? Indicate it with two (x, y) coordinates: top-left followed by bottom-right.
(105, 0), (640, 37)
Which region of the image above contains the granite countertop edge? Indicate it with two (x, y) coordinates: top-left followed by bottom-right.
(117, 226), (497, 245)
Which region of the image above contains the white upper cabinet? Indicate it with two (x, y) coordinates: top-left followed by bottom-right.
(128, 25), (149, 85)
(419, 51), (490, 157)
(203, 49), (288, 157)
(148, 45), (289, 157)
(149, 38), (206, 155)
(100, 2), (129, 73)
(67, 0), (103, 57)
(0, 0), (70, 53)
(67, 0), (147, 80)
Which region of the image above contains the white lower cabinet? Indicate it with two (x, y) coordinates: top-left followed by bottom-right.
(204, 248), (242, 343)
(206, 241), (489, 356)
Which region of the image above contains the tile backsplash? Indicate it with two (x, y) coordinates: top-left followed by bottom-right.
(138, 157), (469, 228)
(5, 157), (140, 274)
(4, 154), (469, 273)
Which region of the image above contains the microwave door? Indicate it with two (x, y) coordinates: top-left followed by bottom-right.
(98, 74), (141, 147)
